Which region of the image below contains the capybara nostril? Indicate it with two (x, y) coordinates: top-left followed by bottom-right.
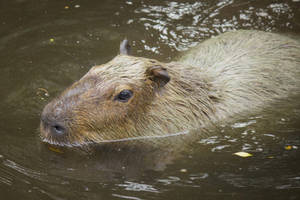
(40, 114), (66, 136)
(51, 124), (65, 135)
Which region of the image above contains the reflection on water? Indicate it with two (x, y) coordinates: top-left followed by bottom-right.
(0, 0), (300, 199)
(133, 0), (299, 51)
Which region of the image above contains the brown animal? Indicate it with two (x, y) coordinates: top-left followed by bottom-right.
(40, 30), (300, 147)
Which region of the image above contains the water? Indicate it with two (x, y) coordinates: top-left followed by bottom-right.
(0, 0), (300, 199)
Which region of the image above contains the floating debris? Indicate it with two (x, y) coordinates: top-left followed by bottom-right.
(36, 88), (50, 98)
(48, 146), (64, 154)
(285, 145), (292, 150)
(284, 145), (298, 150)
(233, 152), (253, 158)
(180, 169), (187, 173)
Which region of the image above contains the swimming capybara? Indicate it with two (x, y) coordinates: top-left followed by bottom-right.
(40, 30), (300, 147)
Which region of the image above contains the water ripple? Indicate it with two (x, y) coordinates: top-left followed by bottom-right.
(2, 159), (47, 181)
(117, 181), (159, 193)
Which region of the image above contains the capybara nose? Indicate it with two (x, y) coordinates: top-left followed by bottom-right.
(41, 115), (66, 136)
(51, 123), (65, 135)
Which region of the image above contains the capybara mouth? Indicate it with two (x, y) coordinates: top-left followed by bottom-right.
(40, 134), (80, 147)
(39, 120), (91, 147)
(39, 132), (92, 147)
(39, 127), (73, 147)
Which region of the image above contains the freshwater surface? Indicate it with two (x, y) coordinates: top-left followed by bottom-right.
(0, 0), (300, 199)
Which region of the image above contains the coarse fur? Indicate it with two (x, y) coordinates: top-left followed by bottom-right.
(40, 30), (300, 147)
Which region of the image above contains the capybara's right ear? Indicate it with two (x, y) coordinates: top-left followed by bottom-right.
(146, 65), (170, 88)
(120, 39), (131, 55)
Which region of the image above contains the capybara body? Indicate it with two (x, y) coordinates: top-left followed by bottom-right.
(40, 30), (300, 147)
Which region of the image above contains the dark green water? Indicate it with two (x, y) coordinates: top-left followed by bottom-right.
(0, 0), (300, 199)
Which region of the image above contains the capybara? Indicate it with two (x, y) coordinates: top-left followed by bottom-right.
(40, 30), (300, 147)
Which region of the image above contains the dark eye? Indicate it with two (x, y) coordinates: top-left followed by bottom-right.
(114, 89), (133, 102)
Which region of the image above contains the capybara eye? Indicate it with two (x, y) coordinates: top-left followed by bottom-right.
(115, 89), (133, 102)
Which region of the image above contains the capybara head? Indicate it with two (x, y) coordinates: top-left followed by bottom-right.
(40, 40), (182, 146)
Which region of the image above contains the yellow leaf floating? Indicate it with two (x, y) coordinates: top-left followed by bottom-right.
(233, 152), (253, 158)
(285, 145), (292, 150)
(48, 146), (64, 153)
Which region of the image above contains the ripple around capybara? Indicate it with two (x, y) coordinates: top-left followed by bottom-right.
(40, 30), (300, 147)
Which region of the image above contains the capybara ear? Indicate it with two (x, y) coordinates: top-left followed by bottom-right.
(146, 65), (170, 87)
(120, 39), (131, 55)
